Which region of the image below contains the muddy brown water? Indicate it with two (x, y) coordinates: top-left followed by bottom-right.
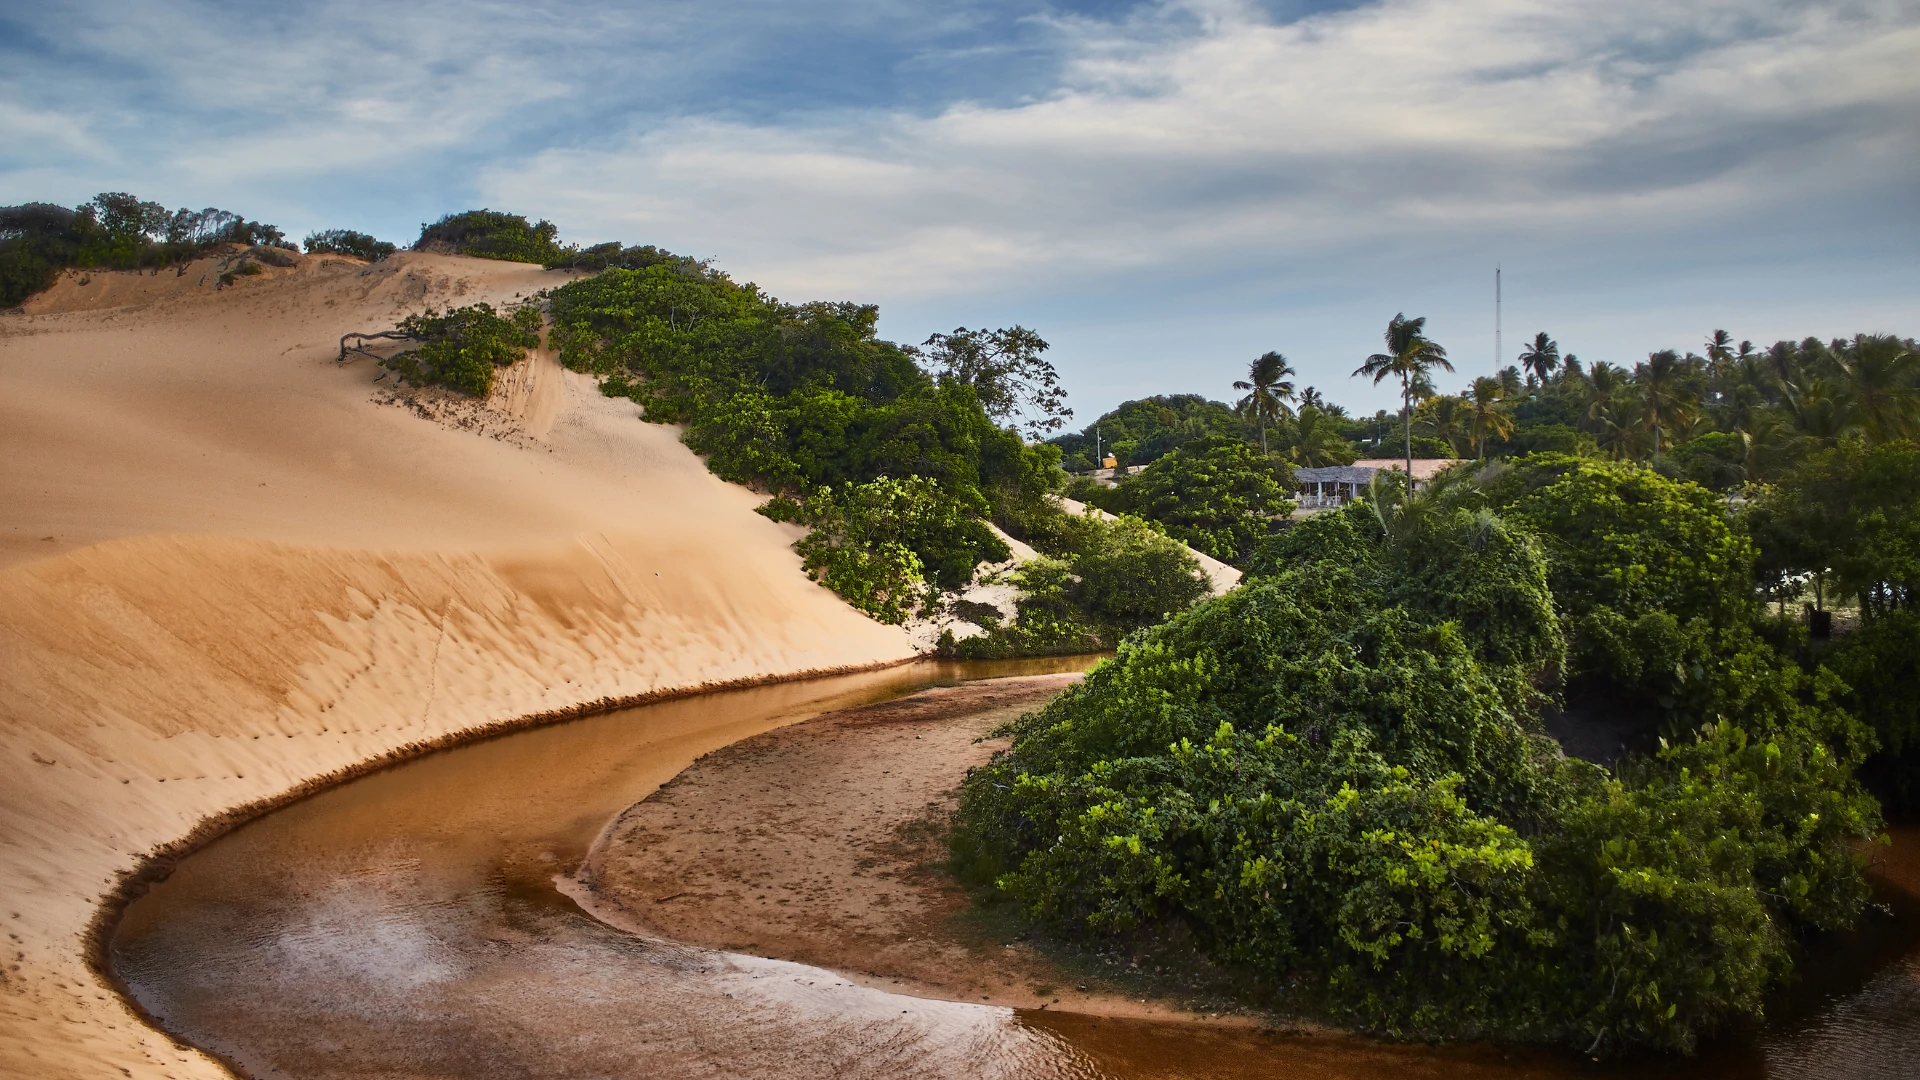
(111, 659), (1920, 1079)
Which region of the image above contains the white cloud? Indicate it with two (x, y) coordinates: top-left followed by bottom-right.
(480, 0), (1920, 304)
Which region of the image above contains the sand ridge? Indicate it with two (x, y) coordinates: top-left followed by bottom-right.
(0, 253), (917, 1080)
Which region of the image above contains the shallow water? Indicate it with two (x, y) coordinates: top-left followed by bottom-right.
(111, 660), (1920, 1079)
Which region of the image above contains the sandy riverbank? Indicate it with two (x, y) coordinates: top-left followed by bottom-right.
(0, 253), (917, 1079)
(574, 672), (1255, 1024)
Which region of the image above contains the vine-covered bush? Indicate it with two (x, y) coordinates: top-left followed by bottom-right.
(380, 303), (543, 396)
(954, 488), (1880, 1055)
(303, 229), (397, 261)
(1088, 436), (1295, 564)
(945, 510), (1211, 657)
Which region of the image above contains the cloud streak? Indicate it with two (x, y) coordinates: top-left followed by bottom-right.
(3, 0), (1916, 412)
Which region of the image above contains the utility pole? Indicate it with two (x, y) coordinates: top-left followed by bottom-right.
(1495, 265), (1502, 371)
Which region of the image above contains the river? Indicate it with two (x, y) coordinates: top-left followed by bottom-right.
(109, 660), (1920, 1079)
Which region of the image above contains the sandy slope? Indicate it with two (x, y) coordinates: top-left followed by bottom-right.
(0, 251), (916, 1079)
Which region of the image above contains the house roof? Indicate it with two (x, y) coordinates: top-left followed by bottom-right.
(1351, 458), (1465, 481)
(1294, 465), (1380, 485)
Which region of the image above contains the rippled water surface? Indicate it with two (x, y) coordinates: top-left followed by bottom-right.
(111, 660), (1920, 1079)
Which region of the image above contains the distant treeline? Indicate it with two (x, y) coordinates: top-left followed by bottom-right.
(0, 191), (419, 308)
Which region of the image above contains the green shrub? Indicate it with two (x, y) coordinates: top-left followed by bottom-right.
(1068, 513), (1212, 635)
(1822, 610), (1920, 809)
(415, 209), (564, 264)
(943, 512), (1209, 656)
(549, 262), (1063, 621)
(1096, 436), (1295, 564)
(380, 303), (543, 396)
(1463, 455), (1760, 725)
(761, 476), (1011, 621)
(1750, 440), (1920, 619)
(1, 194), (289, 306)
(304, 229), (397, 261)
(954, 495), (1880, 1055)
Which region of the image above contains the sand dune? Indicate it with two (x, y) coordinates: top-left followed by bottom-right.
(0, 252), (917, 1080)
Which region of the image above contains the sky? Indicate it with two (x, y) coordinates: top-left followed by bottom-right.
(3, 0), (1917, 422)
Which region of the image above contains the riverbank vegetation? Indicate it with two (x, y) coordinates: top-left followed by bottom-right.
(955, 458), (1886, 1056)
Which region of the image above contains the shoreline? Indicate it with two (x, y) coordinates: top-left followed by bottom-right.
(82, 653), (926, 1041)
(568, 672), (1278, 1028)
(0, 253), (924, 1080)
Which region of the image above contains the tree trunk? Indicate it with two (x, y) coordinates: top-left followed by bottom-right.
(1403, 378), (1414, 496)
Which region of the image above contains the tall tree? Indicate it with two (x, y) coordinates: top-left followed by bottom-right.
(1637, 349), (1697, 456)
(1290, 404), (1355, 466)
(1414, 394), (1472, 457)
(1518, 332), (1560, 388)
(1466, 376), (1513, 459)
(1354, 313), (1453, 492)
(1233, 351), (1296, 454)
(1832, 333), (1920, 444)
(919, 325), (1072, 438)
(1704, 329), (1736, 366)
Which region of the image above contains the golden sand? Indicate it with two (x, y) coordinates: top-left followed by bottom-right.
(0, 252), (915, 1079)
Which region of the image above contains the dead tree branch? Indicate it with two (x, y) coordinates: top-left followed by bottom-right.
(338, 330), (416, 364)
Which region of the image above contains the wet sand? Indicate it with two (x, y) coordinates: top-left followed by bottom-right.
(574, 672), (1183, 1015)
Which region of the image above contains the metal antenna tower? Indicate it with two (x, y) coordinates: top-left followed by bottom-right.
(1495, 265), (1502, 370)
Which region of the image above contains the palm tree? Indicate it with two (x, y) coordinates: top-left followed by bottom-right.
(1636, 349), (1697, 456)
(1517, 332), (1560, 388)
(1497, 365), (1523, 397)
(1704, 330), (1735, 365)
(1290, 405), (1353, 467)
(1415, 394), (1473, 457)
(1355, 313), (1453, 493)
(1831, 333), (1920, 444)
(1466, 376), (1513, 459)
(1233, 351), (1296, 454)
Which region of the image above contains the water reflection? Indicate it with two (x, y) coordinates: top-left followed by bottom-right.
(111, 660), (1920, 1079)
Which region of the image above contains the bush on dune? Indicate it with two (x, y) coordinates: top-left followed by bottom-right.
(414, 209), (565, 264)
(944, 509), (1212, 658)
(547, 262), (1059, 611)
(955, 463), (1881, 1055)
(379, 303), (543, 396)
(304, 229), (397, 261)
(0, 193), (293, 307)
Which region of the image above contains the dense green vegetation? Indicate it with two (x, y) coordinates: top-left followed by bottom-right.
(539, 251), (1213, 635)
(955, 459), (1882, 1055)
(1075, 436), (1294, 564)
(1052, 394), (1251, 471)
(942, 510), (1212, 657)
(0, 192), (292, 307)
(4, 190), (1914, 1057)
(303, 229), (397, 261)
(378, 303), (543, 396)
(1748, 440), (1920, 807)
(414, 209), (565, 264)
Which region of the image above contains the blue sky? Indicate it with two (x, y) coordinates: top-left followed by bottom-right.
(4, 0), (1916, 422)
